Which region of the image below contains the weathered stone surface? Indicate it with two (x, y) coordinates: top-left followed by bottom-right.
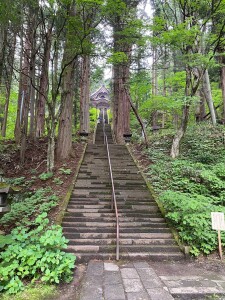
(133, 262), (150, 269)
(122, 279), (144, 293)
(169, 286), (225, 294)
(104, 284), (126, 300)
(147, 288), (174, 300)
(121, 268), (139, 279)
(127, 291), (150, 300)
(104, 262), (119, 272)
(86, 261), (103, 276)
(79, 275), (104, 300)
(104, 271), (123, 285)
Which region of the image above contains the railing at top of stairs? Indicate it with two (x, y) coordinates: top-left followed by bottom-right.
(103, 122), (120, 260)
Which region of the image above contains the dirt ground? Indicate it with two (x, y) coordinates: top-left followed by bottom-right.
(0, 138), (85, 229)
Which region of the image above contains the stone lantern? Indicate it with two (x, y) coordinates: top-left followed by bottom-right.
(123, 133), (132, 143)
(0, 186), (12, 215)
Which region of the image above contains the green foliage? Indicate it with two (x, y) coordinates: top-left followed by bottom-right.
(59, 168), (71, 175)
(53, 178), (63, 185)
(0, 235), (13, 249)
(38, 172), (54, 181)
(144, 123), (225, 255)
(107, 52), (128, 64)
(0, 213), (75, 294)
(7, 177), (26, 186)
(0, 189), (59, 228)
(0, 90), (18, 139)
(182, 124), (225, 164)
(90, 107), (99, 131)
(160, 191), (225, 256)
(0, 284), (58, 300)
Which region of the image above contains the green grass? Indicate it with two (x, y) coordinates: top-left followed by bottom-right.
(0, 284), (58, 300)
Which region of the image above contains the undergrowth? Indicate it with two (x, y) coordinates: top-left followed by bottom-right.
(144, 123), (225, 256)
(0, 188), (59, 229)
(0, 213), (75, 294)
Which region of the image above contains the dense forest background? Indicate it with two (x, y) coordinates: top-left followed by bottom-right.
(1, 0), (225, 164)
(2, 0), (225, 296)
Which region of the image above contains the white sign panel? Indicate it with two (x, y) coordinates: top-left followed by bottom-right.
(211, 212), (225, 230)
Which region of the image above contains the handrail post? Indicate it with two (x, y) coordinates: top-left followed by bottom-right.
(103, 125), (120, 261)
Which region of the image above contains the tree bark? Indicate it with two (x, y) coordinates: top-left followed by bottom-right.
(221, 59), (225, 123)
(171, 66), (192, 158)
(0, 27), (7, 87)
(20, 27), (32, 164)
(125, 86), (148, 147)
(170, 104), (190, 158)
(152, 47), (158, 96)
(79, 55), (90, 134)
(1, 31), (16, 137)
(202, 69), (217, 126)
(56, 42), (75, 160)
(29, 34), (37, 138)
(112, 20), (131, 144)
(36, 26), (52, 138)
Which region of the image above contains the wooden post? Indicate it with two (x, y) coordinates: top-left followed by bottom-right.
(218, 230), (223, 260)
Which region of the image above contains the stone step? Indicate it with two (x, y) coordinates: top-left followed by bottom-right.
(63, 226), (171, 233)
(67, 244), (181, 254)
(65, 208), (161, 214)
(62, 129), (184, 262)
(63, 221), (169, 228)
(63, 216), (168, 224)
(66, 251), (184, 263)
(64, 232), (174, 239)
(67, 238), (177, 245)
(66, 204), (159, 210)
(64, 212), (164, 220)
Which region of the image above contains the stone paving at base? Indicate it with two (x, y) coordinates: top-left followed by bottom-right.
(78, 260), (225, 300)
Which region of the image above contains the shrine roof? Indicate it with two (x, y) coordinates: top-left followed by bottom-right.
(90, 85), (109, 100)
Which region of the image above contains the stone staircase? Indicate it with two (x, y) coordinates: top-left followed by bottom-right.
(62, 124), (184, 262)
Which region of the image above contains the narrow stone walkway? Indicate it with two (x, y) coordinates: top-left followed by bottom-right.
(77, 260), (225, 300)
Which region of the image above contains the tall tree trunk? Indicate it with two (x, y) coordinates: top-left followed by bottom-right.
(196, 89), (206, 122)
(1, 32), (16, 137)
(20, 27), (31, 164)
(14, 32), (24, 143)
(112, 20), (131, 144)
(47, 115), (56, 172)
(29, 30), (37, 138)
(73, 59), (80, 130)
(56, 41), (75, 160)
(79, 55), (90, 134)
(152, 47), (158, 95)
(170, 104), (190, 158)
(124, 86), (148, 147)
(220, 56), (225, 123)
(36, 27), (52, 137)
(202, 69), (216, 126)
(170, 66), (192, 158)
(0, 27), (7, 87)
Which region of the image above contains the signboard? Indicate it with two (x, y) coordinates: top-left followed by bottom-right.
(211, 212), (225, 230)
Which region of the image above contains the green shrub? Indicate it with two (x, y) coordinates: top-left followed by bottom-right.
(142, 123), (225, 256)
(160, 191), (225, 255)
(0, 189), (59, 227)
(53, 178), (63, 185)
(59, 168), (71, 175)
(38, 173), (53, 181)
(7, 177), (26, 186)
(0, 213), (75, 294)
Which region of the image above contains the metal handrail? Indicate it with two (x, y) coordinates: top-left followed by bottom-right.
(103, 125), (120, 260)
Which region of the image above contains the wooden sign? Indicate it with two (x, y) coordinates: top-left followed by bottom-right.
(211, 212), (225, 260)
(211, 212), (225, 230)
